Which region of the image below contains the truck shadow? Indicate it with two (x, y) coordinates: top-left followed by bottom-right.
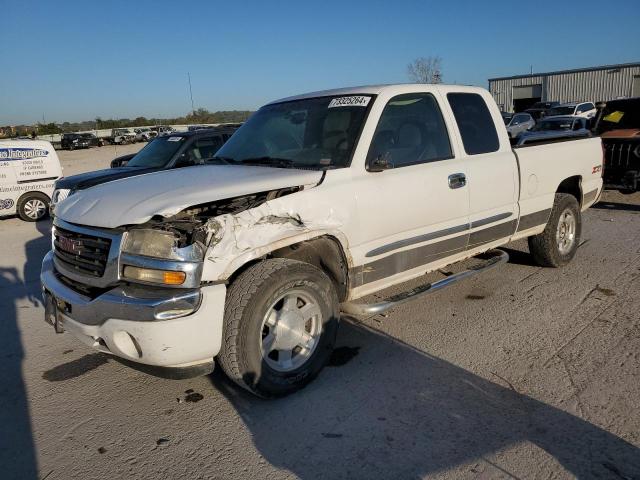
(0, 219), (51, 479)
(210, 320), (640, 479)
(499, 246), (539, 267)
(593, 201), (640, 213)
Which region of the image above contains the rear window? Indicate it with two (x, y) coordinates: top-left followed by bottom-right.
(447, 93), (500, 155)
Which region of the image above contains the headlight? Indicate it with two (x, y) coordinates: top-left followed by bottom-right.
(121, 229), (204, 261)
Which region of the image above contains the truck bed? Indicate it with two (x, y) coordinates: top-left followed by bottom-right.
(513, 136), (602, 232)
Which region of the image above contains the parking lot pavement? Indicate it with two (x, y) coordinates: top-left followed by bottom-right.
(0, 150), (638, 479)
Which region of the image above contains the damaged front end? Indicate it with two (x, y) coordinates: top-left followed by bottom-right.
(40, 185), (318, 370)
(120, 187), (305, 287)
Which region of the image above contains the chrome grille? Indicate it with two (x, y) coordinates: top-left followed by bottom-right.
(53, 226), (112, 277)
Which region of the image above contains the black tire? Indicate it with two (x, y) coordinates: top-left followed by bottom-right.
(17, 192), (49, 222)
(218, 258), (340, 398)
(528, 193), (581, 267)
(68, 144), (74, 151)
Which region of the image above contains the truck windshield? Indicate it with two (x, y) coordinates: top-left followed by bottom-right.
(214, 95), (374, 169)
(126, 136), (186, 168)
(596, 99), (640, 134)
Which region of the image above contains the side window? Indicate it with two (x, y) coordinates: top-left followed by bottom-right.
(177, 136), (224, 167)
(447, 93), (500, 155)
(579, 103), (594, 113)
(195, 136), (224, 159)
(366, 93), (452, 169)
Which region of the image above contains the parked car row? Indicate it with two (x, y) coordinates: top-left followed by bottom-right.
(505, 96), (639, 193)
(59, 125), (177, 150)
(502, 100), (598, 144)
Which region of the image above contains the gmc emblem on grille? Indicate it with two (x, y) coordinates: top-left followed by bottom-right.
(58, 235), (81, 255)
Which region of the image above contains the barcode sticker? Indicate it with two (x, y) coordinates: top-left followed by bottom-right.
(328, 96), (371, 108)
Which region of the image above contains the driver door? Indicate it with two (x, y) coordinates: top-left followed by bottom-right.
(351, 91), (470, 290)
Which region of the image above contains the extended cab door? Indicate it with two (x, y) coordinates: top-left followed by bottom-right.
(351, 91), (470, 291)
(443, 89), (519, 252)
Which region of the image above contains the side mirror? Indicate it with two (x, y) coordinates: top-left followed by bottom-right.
(368, 153), (394, 172)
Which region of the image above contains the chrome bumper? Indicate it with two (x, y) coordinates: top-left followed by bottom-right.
(41, 251), (201, 325)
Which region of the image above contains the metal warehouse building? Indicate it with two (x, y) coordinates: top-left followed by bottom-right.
(489, 62), (640, 113)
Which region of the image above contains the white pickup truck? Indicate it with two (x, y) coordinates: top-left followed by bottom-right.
(41, 84), (603, 397)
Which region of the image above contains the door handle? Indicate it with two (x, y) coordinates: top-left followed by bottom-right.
(448, 173), (466, 189)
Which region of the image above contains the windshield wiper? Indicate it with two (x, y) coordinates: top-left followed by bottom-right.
(240, 156), (301, 168)
(204, 156), (239, 165)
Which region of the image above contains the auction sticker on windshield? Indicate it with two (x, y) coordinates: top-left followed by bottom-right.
(328, 96), (371, 108)
(167, 136), (184, 142)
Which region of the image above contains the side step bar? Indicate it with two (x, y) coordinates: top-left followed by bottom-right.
(340, 249), (509, 316)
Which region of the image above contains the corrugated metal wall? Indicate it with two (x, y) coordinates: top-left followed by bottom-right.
(489, 64), (640, 112)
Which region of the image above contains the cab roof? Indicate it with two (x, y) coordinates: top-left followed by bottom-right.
(268, 83), (487, 105)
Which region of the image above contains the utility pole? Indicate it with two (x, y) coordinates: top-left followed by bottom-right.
(188, 72), (195, 116)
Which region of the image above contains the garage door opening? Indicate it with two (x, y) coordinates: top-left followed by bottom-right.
(512, 84), (542, 112)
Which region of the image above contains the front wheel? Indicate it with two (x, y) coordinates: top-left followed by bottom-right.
(218, 259), (339, 398)
(528, 193), (582, 267)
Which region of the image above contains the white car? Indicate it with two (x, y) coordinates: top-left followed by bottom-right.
(506, 112), (536, 138)
(42, 84), (603, 397)
(546, 102), (597, 119)
(0, 140), (62, 221)
(134, 128), (157, 142)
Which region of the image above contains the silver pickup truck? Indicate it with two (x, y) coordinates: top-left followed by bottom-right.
(41, 84), (603, 397)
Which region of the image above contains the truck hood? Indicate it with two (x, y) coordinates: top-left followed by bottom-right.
(55, 165), (323, 228)
(55, 166), (159, 191)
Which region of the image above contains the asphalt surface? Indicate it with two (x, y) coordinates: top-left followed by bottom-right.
(1, 146), (639, 479)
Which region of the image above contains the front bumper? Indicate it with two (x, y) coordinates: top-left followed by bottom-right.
(41, 251), (227, 369)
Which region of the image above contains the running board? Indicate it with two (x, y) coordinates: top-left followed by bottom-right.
(340, 249), (509, 316)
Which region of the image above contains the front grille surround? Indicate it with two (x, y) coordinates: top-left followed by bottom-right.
(53, 226), (111, 277)
(52, 219), (124, 289)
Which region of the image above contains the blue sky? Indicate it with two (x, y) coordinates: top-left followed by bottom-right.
(1, 0), (639, 124)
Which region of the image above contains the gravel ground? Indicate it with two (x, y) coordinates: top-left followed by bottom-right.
(1, 148), (639, 479)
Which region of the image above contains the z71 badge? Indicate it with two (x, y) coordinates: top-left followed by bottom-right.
(592, 165), (602, 174)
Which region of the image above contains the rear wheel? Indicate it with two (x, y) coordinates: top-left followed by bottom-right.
(218, 259), (339, 398)
(17, 192), (49, 222)
(528, 193), (581, 267)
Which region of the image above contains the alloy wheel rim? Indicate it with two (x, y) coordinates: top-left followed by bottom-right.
(260, 289), (323, 372)
(556, 209), (576, 255)
(24, 199), (46, 219)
